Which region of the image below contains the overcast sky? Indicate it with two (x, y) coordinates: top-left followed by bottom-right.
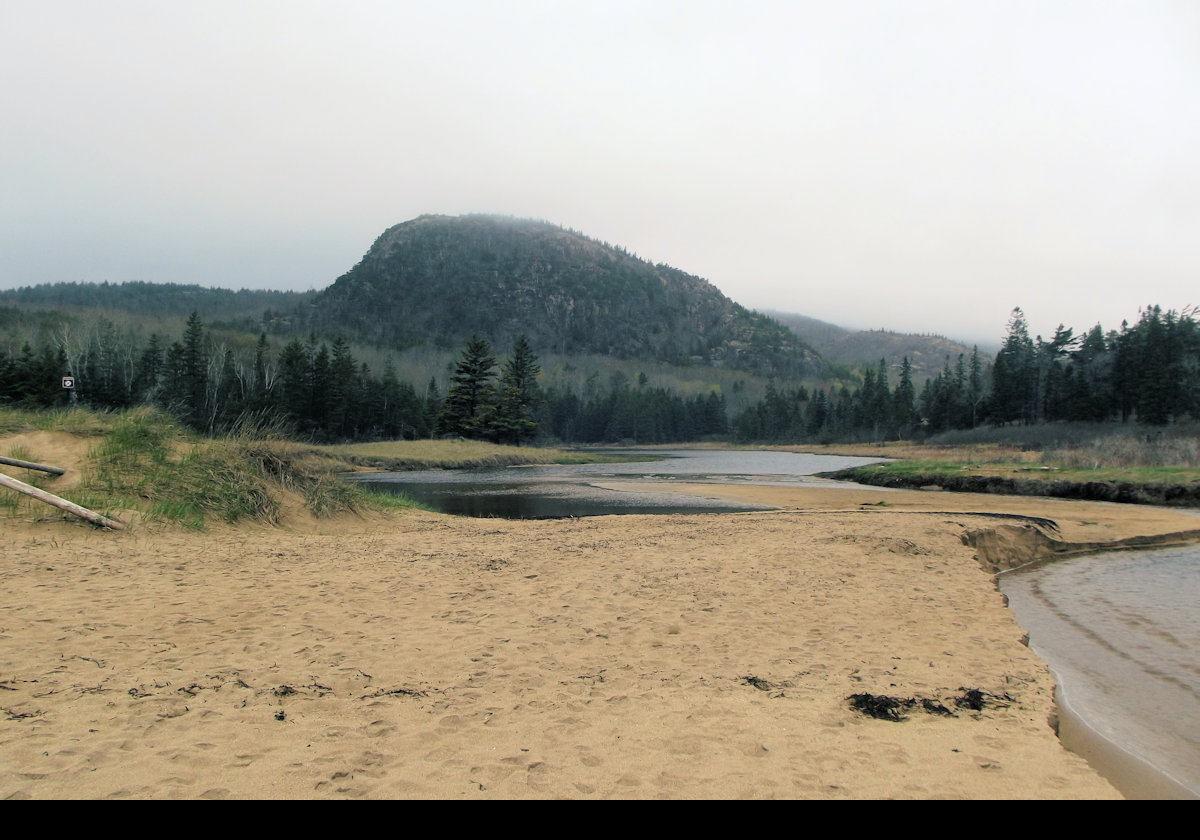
(2, 1), (1197, 345)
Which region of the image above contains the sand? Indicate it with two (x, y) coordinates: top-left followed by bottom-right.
(11, 474), (1200, 799)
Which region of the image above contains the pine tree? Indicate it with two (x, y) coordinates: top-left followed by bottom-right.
(328, 336), (357, 439)
(437, 336), (498, 438)
(132, 333), (163, 404)
(991, 308), (1036, 424)
(967, 346), (985, 427)
(277, 338), (310, 428)
(179, 311), (208, 429)
(893, 356), (917, 437)
(492, 335), (541, 445)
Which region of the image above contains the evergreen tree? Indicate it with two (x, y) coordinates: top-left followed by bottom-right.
(158, 341), (189, 417)
(132, 333), (163, 404)
(328, 336), (357, 439)
(179, 311), (208, 429)
(437, 336), (498, 438)
(967, 346), (985, 427)
(1137, 306), (1172, 425)
(492, 335), (541, 444)
(308, 337), (332, 436)
(893, 356), (917, 437)
(277, 338), (311, 428)
(991, 308), (1036, 424)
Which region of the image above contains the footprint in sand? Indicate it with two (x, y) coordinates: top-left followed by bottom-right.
(436, 714), (468, 732)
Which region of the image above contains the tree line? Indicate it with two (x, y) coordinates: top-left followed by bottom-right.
(4, 305), (1197, 445)
(730, 305), (1200, 442)
(0, 312), (728, 445)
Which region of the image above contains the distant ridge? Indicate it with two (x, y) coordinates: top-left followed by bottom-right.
(313, 214), (823, 379)
(0, 281), (316, 322)
(765, 310), (986, 382)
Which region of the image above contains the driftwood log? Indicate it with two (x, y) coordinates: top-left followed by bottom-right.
(0, 472), (124, 530)
(0, 455), (67, 475)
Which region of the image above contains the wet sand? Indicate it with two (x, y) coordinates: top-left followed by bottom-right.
(12, 480), (1200, 798)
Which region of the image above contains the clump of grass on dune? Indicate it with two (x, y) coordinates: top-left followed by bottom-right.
(7, 407), (368, 528)
(230, 436), (365, 519)
(73, 408), (275, 527)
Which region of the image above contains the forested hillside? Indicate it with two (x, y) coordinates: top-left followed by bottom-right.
(765, 309), (984, 384)
(0, 282), (316, 327)
(313, 215), (822, 380)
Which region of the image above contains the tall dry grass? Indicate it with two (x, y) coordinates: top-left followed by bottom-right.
(0, 407), (365, 527)
(801, 422), (1200, 477)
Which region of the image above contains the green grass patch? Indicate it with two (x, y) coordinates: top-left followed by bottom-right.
(323, 439), (660, 470)
(0, 406), (113, 436)
(847, 457), (1200, 487)
(354, 483), (434, 512)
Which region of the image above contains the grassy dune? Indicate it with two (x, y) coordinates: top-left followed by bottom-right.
(0, 407), (641, 528)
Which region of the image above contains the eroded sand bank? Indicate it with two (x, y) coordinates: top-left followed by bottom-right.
(9, 481), (1195, 798)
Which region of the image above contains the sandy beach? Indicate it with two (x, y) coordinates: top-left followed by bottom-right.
(8, 463), (1199, 800)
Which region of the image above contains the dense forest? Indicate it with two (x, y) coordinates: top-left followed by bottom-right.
(0, 311), (728, 444)
(731, 306), (1200, 442)
(2, 304), (1196, 446)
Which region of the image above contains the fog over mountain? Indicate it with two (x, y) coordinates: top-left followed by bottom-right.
(3, 3), (1196, 345)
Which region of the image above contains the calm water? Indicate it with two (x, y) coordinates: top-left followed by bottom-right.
(1001, 547), (1200, 798)
(351, 448), (889, 518)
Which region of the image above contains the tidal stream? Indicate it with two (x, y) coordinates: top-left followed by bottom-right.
(351, 448), (888, 518)
(1000, 547), (1200, 799)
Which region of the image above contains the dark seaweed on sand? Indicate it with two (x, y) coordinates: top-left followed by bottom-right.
(848, 693), (960, 721)
(848, 693), (911, 721)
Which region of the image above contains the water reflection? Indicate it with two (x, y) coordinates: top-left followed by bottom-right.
(351, 448), (888, 519)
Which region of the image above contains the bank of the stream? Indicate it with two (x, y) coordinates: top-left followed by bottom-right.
(821, 465), (1200, 508)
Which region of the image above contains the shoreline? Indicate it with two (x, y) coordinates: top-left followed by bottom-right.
(1053, 675), (1197, 800)
(998, 548), (1200, 801)
(819, 466), (1200, 509)
(610, 481), (1200, 799)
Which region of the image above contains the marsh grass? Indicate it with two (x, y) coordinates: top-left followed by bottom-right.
(1044, 433), (1199, 471)
(804, 422), (1200, 481)
(324, 438), (655, 470)
(354, 483), (433, 512)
